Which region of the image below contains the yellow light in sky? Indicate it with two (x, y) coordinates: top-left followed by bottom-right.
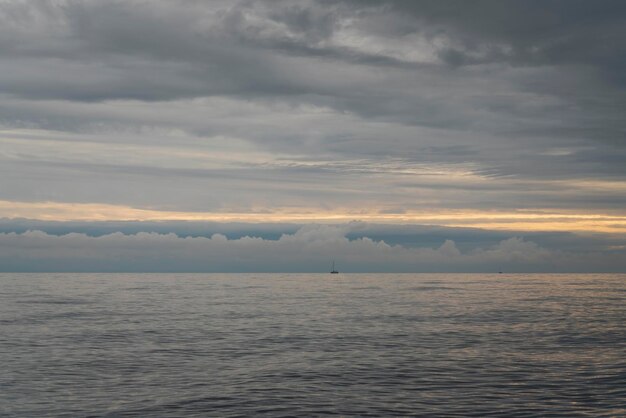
(1, 200), (625, 233)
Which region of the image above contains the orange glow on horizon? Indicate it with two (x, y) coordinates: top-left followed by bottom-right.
(1, 200), (626, 233)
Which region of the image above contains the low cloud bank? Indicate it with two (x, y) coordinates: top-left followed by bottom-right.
(1, 225), (624, 272)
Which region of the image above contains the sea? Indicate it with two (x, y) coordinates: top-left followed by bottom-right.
(1, 273), (624, 417)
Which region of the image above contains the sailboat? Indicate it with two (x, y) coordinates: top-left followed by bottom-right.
(330, 260), (339, 274)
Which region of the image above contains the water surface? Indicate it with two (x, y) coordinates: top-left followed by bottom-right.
(1, 273), (625, 416)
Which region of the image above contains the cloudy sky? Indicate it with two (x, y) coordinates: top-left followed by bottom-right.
(1, 0), (625, 271)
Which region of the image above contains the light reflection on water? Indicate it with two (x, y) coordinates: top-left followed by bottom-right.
(1, 273), (625, 417)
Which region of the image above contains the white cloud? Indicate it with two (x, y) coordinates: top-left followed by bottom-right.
(1, 225), (623, 272)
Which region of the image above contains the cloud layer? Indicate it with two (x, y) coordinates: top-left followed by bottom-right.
(1, 0), (625, 218)
(1, 223), (624, 272)
(1, 1), (625, 271)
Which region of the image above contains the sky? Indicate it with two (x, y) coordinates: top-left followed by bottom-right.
(1, 0), (625, 272)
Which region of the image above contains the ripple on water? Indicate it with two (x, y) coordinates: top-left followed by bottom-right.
(0, 273), (624, 417)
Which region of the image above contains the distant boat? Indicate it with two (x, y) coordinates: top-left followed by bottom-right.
(330, 260), (339, 274)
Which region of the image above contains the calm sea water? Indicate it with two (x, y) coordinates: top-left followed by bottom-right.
(0, 273), (624, 417)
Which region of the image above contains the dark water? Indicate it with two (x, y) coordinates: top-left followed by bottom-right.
(1, 273), (625, 417)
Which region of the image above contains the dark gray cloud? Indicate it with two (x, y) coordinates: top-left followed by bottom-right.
(0, 0), (625, 256)
(382, 0), (626, 69)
